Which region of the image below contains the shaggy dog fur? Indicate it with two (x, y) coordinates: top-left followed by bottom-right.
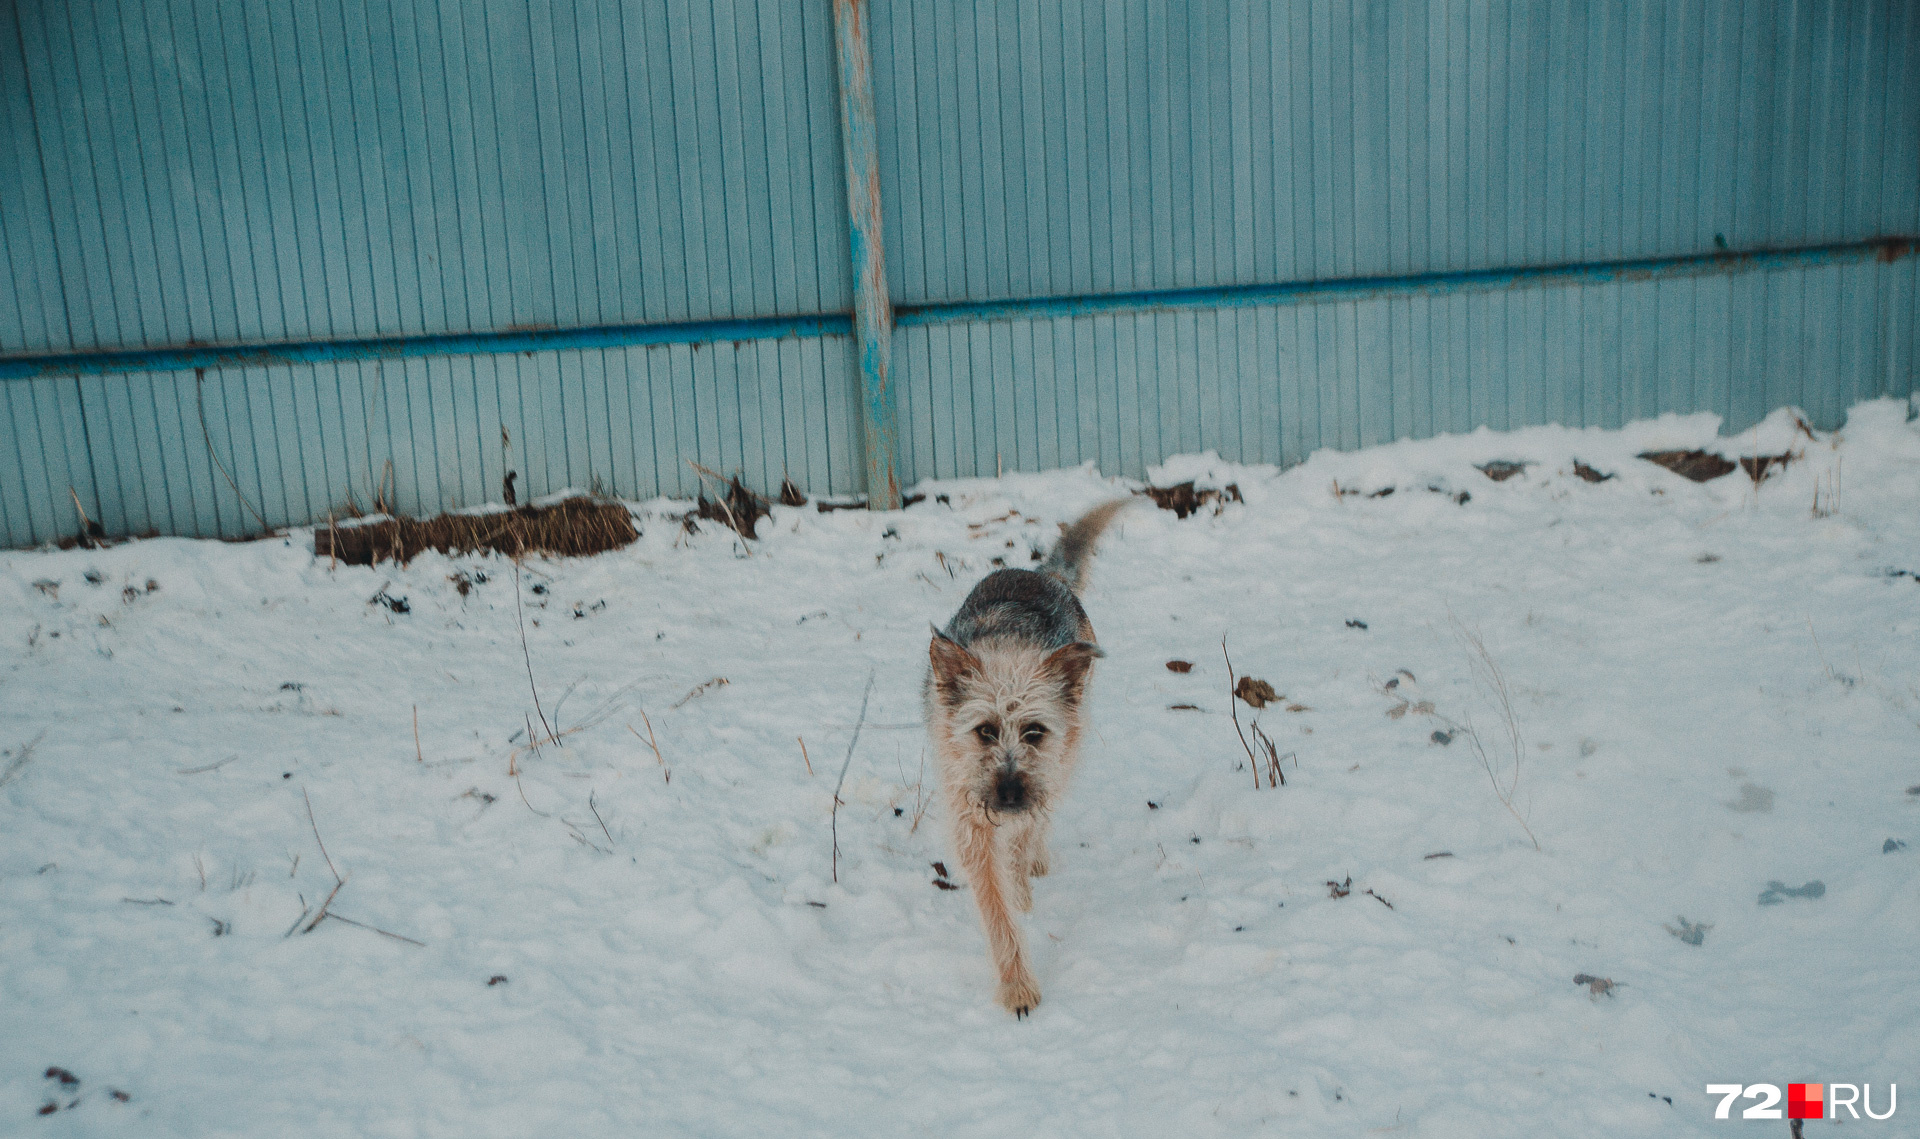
(925, 500), (1129, 1017)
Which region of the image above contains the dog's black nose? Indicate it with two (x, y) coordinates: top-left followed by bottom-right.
(993, 771), (1029, 811)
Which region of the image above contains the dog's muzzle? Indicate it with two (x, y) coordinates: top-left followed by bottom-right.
(992, 770), (1031, 812)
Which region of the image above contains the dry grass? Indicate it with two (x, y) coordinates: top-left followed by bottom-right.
(1, 731), (46, 789)
(512, 559), (556, 751)
(1221, 639), (1285, 788)
(1739, 452), (1796, 485)
(895, 748), (931, 833)
(687, 461), (771, 544)
(1448, 620), (1540, 850)
(288, 789), (424, 947)
(1639, 449), (1736, 482)
(1812, 456), (1842, 518)
(1139, 481), (1243, 519)
(312, 497), (637, 566)
(629, 713), (670, 784)
(672, 677), (730, 708)
(832, 671), (877, 883)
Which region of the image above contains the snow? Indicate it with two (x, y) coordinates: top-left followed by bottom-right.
(3, 399), (1917, 1137)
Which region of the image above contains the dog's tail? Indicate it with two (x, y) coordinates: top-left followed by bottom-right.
(1039, 498), (1131, 594)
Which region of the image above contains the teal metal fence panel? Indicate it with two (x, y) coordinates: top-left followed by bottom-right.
(3, 0), (851, 351)
(2, 0), (1917, 547)
(890, 257), (1915, 480)
(869, 0), (1919, 483)
(2, 338), (861, 542)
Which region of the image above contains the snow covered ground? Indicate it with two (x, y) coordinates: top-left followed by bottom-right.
(3, 399), (1917, 1138)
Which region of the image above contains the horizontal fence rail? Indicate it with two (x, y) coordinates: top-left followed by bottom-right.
(0, 313), (857, 381)
(5, 238), (1910, 382)
(893, 238), (1918, 327)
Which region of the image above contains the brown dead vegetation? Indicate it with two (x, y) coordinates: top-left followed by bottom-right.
(313, 498), (637, 566)
(1739, 452), (1795, 484)
(1638, 450), (1736, 482)
(1234, 676), (1278, 709)
(1476, 460), (1531, 482)
(1138, 481), (1242, 519)
(691, 470), (771, 540)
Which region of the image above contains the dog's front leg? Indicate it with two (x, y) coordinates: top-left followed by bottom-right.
(1004, 816), (1048, 911)
(1020, 813), (1051, 879)
(952, 815), (1040, 1017)
(1003, 824), (1034, 913)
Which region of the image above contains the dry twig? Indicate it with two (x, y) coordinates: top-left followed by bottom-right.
(0, 730), (45, 789)
(1449, 620), (1540, 850)
(895, 748), (931, 833)
(194, 371), (274, 534)
(588, 790), (613, 846)
(512, 559), (557, 748)
(629, 713), (669, 783)
(831, 671), (877, 883)
(1221, 639), (1284, 788)
(672, 677), (729, 708)
(908, 749), (929, 832)
(303, 789), (340, 884)
(511, 678), (647, 772)
(325, 913), (426, 947)
(295, 789), (423, 946)
(1249, 720), (1288, 787)
(176, 754), (240, 776)
(686, 460), (764, 549)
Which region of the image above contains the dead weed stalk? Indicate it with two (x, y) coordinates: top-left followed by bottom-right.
(1222, 638), (1285, 788)
(629, 712), (670, 784)
(896, 748), (931, 833)
(0, 730), (45, 789)
(290, 789), (424, 946)
(831, 671), (877, 883)
(512, 558), (557, 750)
(1448, 620), (1539, 850)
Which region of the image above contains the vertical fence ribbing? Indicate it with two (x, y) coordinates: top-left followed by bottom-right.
(1, 1), (1916, 546)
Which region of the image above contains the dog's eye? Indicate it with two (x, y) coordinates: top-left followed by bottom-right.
(974, 723), (999, 744)
(1021, 723), (1046, 744)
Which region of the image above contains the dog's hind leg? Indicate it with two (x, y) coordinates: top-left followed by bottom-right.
(952, 815), (1041, 1017)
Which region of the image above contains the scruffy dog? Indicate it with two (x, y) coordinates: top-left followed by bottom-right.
(926, 500), (1129, 1017)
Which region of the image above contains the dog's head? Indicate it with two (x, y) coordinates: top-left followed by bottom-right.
(927, 631), (1099, 817)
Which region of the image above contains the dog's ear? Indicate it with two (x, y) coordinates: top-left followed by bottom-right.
(1040, 641), (1102, 698)
(928, 629), (981, 702)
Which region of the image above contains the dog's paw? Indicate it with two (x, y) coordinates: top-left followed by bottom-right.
(1026, 849), (1050, 878)
(997, 973), (1042, 1019)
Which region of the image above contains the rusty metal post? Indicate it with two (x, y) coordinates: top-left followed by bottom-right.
(830, 0), (900, 511)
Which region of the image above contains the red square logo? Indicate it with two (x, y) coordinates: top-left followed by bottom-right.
(1789, 1084), (1824, 1120)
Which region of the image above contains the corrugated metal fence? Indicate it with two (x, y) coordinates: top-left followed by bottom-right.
(3, 0), (1917, 546)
